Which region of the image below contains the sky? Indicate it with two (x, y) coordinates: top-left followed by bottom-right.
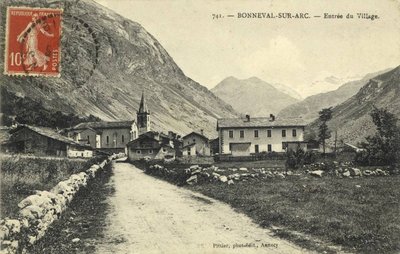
(94, 0), (400, 96)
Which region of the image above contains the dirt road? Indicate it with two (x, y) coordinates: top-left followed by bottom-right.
(94, 162), (311, 254)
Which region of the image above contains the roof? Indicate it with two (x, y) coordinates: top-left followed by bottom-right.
(72, 121), (135, 130)
(182, 143), (196, 148)
(217, 117), (306, 129)
(11, 125), (89, 148)
(138, 92), (149, 113)
(182, 132), (209, 141)
(126, 134), (173, 149)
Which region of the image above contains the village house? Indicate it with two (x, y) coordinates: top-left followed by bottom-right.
(126, 131), (176, 161)
(4, 125), (93, 158)
(67, 120), (138, 154)
(182, 131), (211, 156)
(216, 114), (306, 156)
(66, 92), (152, 154)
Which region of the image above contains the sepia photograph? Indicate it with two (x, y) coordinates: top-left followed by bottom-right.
(0, 0), (399, 253)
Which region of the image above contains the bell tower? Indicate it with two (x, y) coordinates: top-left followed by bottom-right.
(137, 92), (150, 135)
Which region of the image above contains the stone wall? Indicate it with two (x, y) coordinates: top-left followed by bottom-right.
(0, 154), (124, 254)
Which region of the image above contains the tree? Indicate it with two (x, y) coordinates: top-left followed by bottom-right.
(357, 107), (400, 166)
(318, 107), (333, 155)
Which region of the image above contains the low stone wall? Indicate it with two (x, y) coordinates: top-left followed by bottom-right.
(146, 162), (396, 187)
(0, 154), (124, 254)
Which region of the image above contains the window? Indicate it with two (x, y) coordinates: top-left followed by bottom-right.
(193, 138), (196, 143)
(229, 130), (234, 138)
(106, 136), (109, 144)
(136, 150), (141, 154)
(255, 144), (259, 153)
(282, 130), (286, 137)
(187, 148), (191, 156)
(163, 148), (167, 152)
(254, 130), (259, 138)
(240, 130), (244, 138)
(267, 129), (272, 137)
(267, 144), (272, 152)
(87, 135), (90, 144)
(282, 142), (288, 150)
(122, 135), (125, 143)
(292, 129), (297, 137)
(149, 150), (153, 154)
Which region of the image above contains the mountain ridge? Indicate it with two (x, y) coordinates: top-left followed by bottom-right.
(308, 65), (400, 145)
(211, 76), (299, 117)
(279, 68), (392, 123)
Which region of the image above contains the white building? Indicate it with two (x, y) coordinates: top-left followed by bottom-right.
(217, 114), (306, 156)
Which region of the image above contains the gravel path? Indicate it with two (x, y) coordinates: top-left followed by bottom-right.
(94, 162), (311, 254)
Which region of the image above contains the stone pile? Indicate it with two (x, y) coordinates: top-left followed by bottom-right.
(147, 164), (297, 186)
(305, 161), (391, 178)
(0, 154), (119, 254)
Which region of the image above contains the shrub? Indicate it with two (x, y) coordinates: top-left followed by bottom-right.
(286, 148), (317, 169)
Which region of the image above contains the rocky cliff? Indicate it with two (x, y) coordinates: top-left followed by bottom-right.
(0, 0), (237, 137)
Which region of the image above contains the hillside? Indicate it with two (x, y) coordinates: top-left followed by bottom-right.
(309, 66), (400, 145)
(0, 0), (237, 137)
(211, 77), (299, 117)
(279, 69), (391, 123)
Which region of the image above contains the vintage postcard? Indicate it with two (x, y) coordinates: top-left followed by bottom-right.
(0, 0), (399, 253)
(4, 7), (62, 77)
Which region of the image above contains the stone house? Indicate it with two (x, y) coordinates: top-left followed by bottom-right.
(217, 114), (306, 156)
(126, 131), (176, 161)
(181, 131), (210, 156)
(67, 120), (138, 154)
(5, 125), (93, 157)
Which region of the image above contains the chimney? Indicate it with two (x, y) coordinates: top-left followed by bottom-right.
(245, 114), (250, 122)
(269, 114), (275, 121)
(200, 129), (204, 135)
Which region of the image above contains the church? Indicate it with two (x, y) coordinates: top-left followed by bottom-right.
(67, 92), (151, 154)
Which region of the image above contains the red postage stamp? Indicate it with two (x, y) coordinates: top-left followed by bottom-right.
(4, 7), (62, 77)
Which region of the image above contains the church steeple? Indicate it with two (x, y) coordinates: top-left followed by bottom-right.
(138, 92), (148, 113)
(137, 92), (150, 135)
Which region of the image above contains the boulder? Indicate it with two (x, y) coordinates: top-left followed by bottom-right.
(4, 220), (21, 235)
(239, 167), (248, 171)
(186, 175), (198, 185)
(349, 168), (362, 177)
(310, 170), (324, 178)
(219, 175), (228, 183)
(276, 173), (286, 179)
(0, 224), (9, 240)
(342, 171), (351, 177)
(19, 205), (44, 220)
(363, 169), (372, 176)
(200, 172), (210, 178)
(227, 179), (234, 185)
(375, 168), (387, 176)
(72, 238), (80, 243)
(191, 169), (201, 175)
(212, 172), (220, 177)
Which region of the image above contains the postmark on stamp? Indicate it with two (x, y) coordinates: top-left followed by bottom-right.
(4, 7), (62, 77)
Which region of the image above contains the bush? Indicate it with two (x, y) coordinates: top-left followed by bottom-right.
(285, 148), (317, 169)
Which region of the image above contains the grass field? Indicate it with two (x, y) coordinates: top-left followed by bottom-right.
(189, 175), (400, 253)
(141, 159), (400, 253)
(0, 155), (105, 219)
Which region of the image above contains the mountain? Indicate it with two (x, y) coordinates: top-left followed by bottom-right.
(279, 69), (391, 123)
(271, 83), (302, 100)
(0, 0), (238, 137)
(304, 74), (361, 97)
(308, 66), (400, 145)
(211, 77), (299, 117)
